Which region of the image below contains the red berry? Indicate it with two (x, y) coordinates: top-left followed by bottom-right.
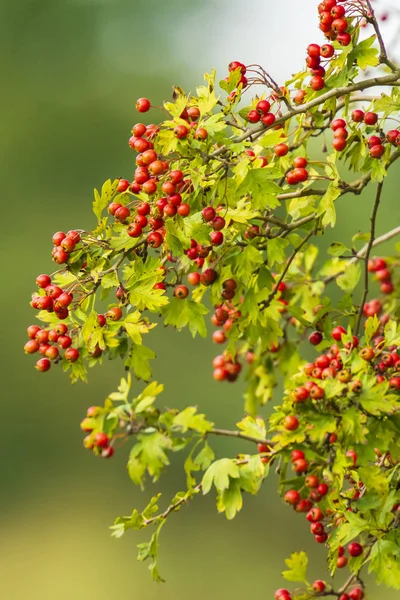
(174, 285), (189, 299)
(202, 207), (216, 222)
(291, 449), (305, 461)
(309, 331), (323, 346)
(337, 32), (351, 46)
(261, 113), (276, 127)
(307, 507), (324, 522)
(24, 340), (40, 354)
(352, 109), (364, 122)
(284, 415), (299, 431)
(275, 143), (289, 157)
(58, 335), (72, 349)
(364, 111), (378, 126)
(315, 533), (328, 544)
(174, 125), (189, 139)
(348, 542), (363, 557)
(312, 581), (326, 593)
(36, 274), (51, 288)
(332, 325), (346, 341)
(136, 98), (151, 113)
(147, 231), (163, 248)
(293, 459), (308, 473)
(311, 522), (324, 535)
(94, 432), (109, 448)
(256, 100), (271, 115)
(201, 269), (218, 286)
(284, 489), (300, 505)
(307, 43), (321, 58)
(115, 206), (130, 221)
(101, 446), (114, 459)
(210, 231), (224, 246)
(294, 386), (309, 402)
(310, 76), (325, 91)
(247, 110), (260, 123)
(36, 358), (51, 372)
(370, 144), (385, 158)
(106, 307), (123, 321)
(349, 589), (364, 600)
(65, 347), (79, 362)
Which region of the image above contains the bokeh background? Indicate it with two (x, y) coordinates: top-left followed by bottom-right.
(1, 1), (399, 599)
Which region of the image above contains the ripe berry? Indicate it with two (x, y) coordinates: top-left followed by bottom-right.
(284, 489), (300, 505)
(212, 330), (226, 344)
(307, 43), (321, 58)
(387, 129), (400, 144)
(36, 357), (51, 372)
(310, 76), (325, 91)
(256, 100), (271, 115)
(147, 231), (163, 248)
(332, 137), (347, 151)
(136, 98), (151, 113)
(201, 269), (218, 286)
(174, 125), (189, 139)
(348, 542), (363, 557)
(315, 533), (328, 544)
(202, 207), (216, 222)
(337, 32), (351, 46)
(275, 143), (289, 157)
(115, 206), (130, 221)
(94, 432), (109, 448)
(305, 475), (319, 488)
(58, 335), (72, 349)
(174, 285), (189, 299)
(337, 556), (348, 568)
(284, 415), (299, 431)
(349, 589), (364, 600)
(247, 110), (260, 123)
(307, 507), (323, 522)
(261, 113), (276, 127)
(317, 483), (329, 496)
(291, 449), (305, 461)
(177, 203), (190, 217)
(210, 231), (224, 246)
(101, 446), (114, 459)
(351, 109), (364, 123)
(65, 348), (79, 362)
(36, 274), (51, 288)
(370, 144), (385, 158)
(293, 459), (308, 473)
(312, 581), (326, 593)
(24, 340), (40, 354)
(332, 326), (346, 341)
(309, 331), (323, 346)
(294, 386), (309, 402)
(106, 307), (123, 321)
(311, 522), (324, 535)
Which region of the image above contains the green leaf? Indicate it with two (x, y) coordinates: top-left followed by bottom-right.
(137, 521), (166, 582)
(316, 182), (340, 227)
(128, 431), (171, 485)
(238, 169), (283, 210)
(369, 538), (400, 589)
(217, 479), (243, 520)
(173, 407), (214, 434)
(93, 179), (118, 222)
(349, 35), (379, 70)
(202, 458), (240, 494)
(125, 257), (169, 312)
(328, 242), (349, 257)
(336, 262), (361, 292)
(236, 415), (266, 440)
(282, 552), (308, 583)
(125, 343), (156, 382)
(163, 299), (209, 338)
(267, 238), (289, 267)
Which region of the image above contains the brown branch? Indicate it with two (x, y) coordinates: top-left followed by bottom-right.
(209, 428), (273, 446)
(260, 226), (318, 310)
(355, 181), (384, 336)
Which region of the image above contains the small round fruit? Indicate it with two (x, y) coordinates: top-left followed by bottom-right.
(94, 432), (109, 448)
(210, 231), (224, 246)
(312, 581), (326, 593)
(348, 542), (363, 557)
(283, 415), (299, 431)
(147, 231), (163, 248)
(136, 98), (151, 113)
(106, 307), (123, 321)
(174, 285), (189, 299)
(36, 358), (51, 372)
(309, 331), (323, 346)
(284, 489), (300, 505)
(364, 111), (378, 125)
(352, 109), (364, 123)
(65, 348), (79, 362)
(332, 326), (346, 341)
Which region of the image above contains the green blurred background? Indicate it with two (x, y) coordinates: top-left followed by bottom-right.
(1, 1), (399, 598)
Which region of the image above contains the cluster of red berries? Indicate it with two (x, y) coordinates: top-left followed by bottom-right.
(304, 41), (335, 93)
(275, 583), (365, 600)
(81, 406), (114, 458)
(318, 0), (352, 47)
(331, 110), (398, 157)
(306, 329), (400, 389)
(226, 61), (248, 91)
(200, 205), (226, 247)
(31, 271), (74, 320)
(212, 352), (242, 383)
(50, 229), (81, 266)
(285, 156), (309, 186)
(245, 98), (277, 128)
(24, 322), (78, 372)
(368, 256), (395, 295)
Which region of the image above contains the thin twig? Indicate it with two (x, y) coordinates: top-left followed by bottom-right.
(355, 181), (384, 336)
(208, 428), (272, 446)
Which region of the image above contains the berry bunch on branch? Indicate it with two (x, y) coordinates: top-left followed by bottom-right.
(26, 0), (400, 593)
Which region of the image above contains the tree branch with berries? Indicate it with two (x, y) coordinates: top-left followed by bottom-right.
(25, 0), (400, 596)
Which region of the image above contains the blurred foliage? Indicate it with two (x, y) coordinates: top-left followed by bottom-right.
(1, 1), (399, 598)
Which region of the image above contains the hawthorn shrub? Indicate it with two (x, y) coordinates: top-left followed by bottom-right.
(25, 0), (400, 596)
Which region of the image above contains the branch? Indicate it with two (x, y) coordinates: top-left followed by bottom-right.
(325, 225), (400, 285)
(208, 428), (273, 446)
(144, 483), (202, 526)
(212, 70), (400, 157)
(364, 0), (398, 70)
(260, 226), (318, 310)
(355, 181), (384, 336)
